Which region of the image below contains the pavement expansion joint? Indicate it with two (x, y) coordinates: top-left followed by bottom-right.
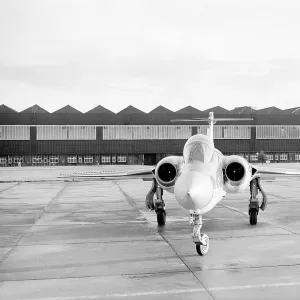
(164, 232), (294, 241)
(26, 220), (148, 226)
(115, 182), (217, 300)
(0, 182), (21, 193)
(1, 269), (193, 284)
(0, 183), (69, 268)
(17, 238), (164, 246)
(188, 262), (300, 270)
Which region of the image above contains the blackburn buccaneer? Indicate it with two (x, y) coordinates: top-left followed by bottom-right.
(61, 112), (300, 256)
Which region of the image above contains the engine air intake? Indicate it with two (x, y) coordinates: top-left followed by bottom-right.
(157, 163), (177, 182)
(225, 162), (245, 182)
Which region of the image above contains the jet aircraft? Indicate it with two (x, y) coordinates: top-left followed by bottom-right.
(61, 112), (300, 256)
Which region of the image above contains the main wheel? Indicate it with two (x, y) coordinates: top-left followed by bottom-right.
(196, 234), (209, 256)
(156, 209), (166, 226)
(249, 208), (258, 225)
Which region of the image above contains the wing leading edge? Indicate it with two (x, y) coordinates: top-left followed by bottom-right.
(253, 165), (300, 177)
(58, 167), (154, 180)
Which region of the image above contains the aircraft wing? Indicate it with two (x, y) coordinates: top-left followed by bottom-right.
(253, 165), (300, 177)
(58, 167), (155, 180)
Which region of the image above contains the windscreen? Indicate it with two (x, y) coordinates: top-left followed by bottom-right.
(183, 135), (215, 164)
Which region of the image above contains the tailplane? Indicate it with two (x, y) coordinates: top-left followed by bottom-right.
(171, 112), (253, 141)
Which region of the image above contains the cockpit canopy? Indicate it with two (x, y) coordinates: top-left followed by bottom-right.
(183, 134), (215, 164)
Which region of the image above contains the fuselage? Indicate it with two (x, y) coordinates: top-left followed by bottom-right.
(173, 134), (226, 214)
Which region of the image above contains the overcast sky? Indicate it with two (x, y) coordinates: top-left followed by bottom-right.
(0, 0), (300, 113)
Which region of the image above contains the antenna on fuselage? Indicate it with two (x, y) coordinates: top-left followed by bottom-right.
(170, 112), (253, 141)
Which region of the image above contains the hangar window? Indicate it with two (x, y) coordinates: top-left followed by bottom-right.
(67, 156), (77, 164)
(0, 126), (30, 140)
(32, 156), (42, 164)
(198, 125), (251, 139)
(197, 125), (209, 135)
(256, 126), (300, 139)
(117, 155), (127, 163)
(84, 156), (93, 164)
(0, 157), (7, 165)
(101, 156), (111, 163)
(250, 154), (258, 161)
(279, 154), (288, 161)
(295, 154), (300, 161)
(13, 156), (24, 164)
(102, 125), (192, 140)
(49, 155), (59, 165)
(37, 126), (96, 140)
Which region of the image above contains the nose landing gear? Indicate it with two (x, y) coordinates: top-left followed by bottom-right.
(190, 213), (209, 255)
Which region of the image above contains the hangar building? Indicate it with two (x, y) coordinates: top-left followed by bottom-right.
(0, 104), (300, 166)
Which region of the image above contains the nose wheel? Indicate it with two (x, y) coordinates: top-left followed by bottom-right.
(195, 234), (210, 256)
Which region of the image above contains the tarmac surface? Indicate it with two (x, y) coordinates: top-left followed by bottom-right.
(0, 164), (300, 299)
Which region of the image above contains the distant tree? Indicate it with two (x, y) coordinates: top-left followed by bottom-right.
(258, 150), (267, 164)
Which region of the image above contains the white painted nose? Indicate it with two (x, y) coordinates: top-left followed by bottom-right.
(174, 171), (214, 211)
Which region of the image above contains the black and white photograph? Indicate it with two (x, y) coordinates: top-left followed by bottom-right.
(1, 1), (300, 299)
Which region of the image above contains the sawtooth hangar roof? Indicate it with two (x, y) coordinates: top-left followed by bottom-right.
(1, 104), (300, 115)
(1, 104), (299, 126)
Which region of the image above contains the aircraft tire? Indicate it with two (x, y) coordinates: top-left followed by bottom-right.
(249, 208), (258, 225)
(196, 234), (209, 256)
(156, 209), (166, 226)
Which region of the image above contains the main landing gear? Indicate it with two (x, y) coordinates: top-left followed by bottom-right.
(248, 177), (268, 226)
(145, 177), (166, 226)
(155, 185), (166, 226)
(155, 199), (166, 226)
(190, 213), (209, 256)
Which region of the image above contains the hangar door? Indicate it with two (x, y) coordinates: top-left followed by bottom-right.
(144, 154), (156, 165)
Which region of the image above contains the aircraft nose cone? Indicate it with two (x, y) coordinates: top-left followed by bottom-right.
(174, 171), (214, 211)
(187, 176), (214, 208)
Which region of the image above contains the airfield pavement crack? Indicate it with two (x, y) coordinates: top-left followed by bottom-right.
(30, 182), (69, 226)
(114, 181), (217, 300)
(0, 182), (69, 269)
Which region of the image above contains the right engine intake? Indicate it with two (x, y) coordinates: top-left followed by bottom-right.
(155, 156), (183, 192)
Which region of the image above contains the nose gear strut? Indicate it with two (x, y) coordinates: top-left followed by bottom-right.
(190, 213), (209, 255)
